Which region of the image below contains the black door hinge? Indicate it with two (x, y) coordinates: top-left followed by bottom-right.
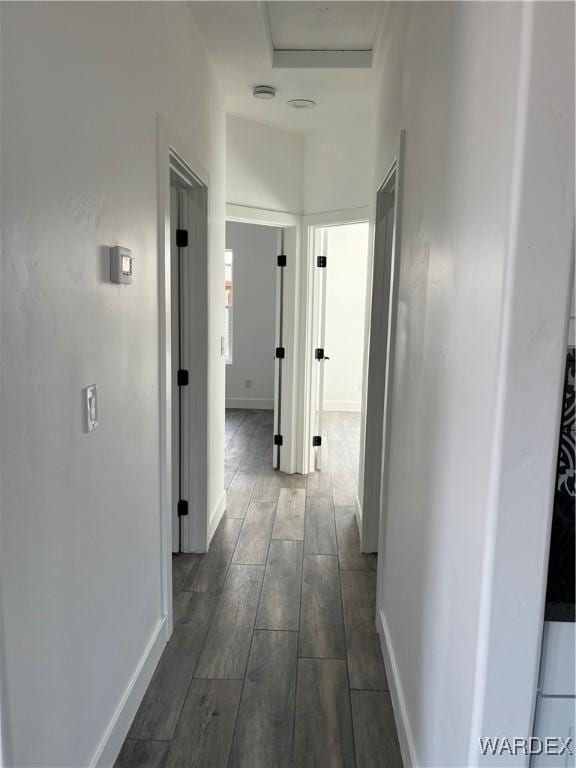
(277, 254), (287, 267)
(176, 229), (189, 248)
(313, 435), (322, 447)
(275, 347), (285, 359)
(274, 434), (283, 446)
(315, 348), (325, 360)
(178, 499), (189, 517)
(177, 369), (189, 386)
(317, 256), (327, 268)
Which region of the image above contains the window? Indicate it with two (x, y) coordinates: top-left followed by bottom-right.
(224, 249), (233, 364)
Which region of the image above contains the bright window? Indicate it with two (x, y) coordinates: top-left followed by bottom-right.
(224, 249), (233, 364)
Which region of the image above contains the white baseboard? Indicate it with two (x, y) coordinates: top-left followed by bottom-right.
(377, 607), (418, 768)
(208, 489), (227, 544)
(91, 616), (167, 768)
(225, 398), (273, 410)
(323, 400), (361, 412)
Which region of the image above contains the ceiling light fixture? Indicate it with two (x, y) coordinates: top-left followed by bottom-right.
(287, 99), (317, 110)
(253, 85), (276, 100)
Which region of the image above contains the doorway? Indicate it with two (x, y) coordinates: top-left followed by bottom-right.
(360, 131), (405, 554)
(224, 221), (282, 479)
(225, 205), (301, 475)
(157, 117), (210, 639)
(307, 220), (370, 504)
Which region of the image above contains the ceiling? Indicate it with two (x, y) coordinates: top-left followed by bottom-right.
(188, 1), (383, 134)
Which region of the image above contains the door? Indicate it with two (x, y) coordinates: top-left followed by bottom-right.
(170, 186), (184, 552)
(310, 228), (329, 470)
(170, 184), (194, 553)
(273, 228), (287, 470)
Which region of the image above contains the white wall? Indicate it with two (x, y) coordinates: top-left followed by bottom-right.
(0, 4), (225, 767)
(303, 119), (375, 215)
(323, 223), (369, 412)
(226, 114), (374, 218)
(371, 2), (574, 766)
(225, 221), (277, 409)
(226, 114), (304, 214)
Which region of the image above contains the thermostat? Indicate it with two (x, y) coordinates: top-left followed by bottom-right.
(110, 246), (133, 284)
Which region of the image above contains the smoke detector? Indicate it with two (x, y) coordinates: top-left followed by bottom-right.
(287, 99), (317, 110)
(253, 85), (276, 100)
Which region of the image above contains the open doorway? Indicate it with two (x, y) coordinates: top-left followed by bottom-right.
(307, 220), (370, 503)
(224, 221), (284, 482)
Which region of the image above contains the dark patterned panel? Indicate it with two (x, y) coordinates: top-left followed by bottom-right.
(557, 348), (575, 497)
(545, 348), (575, 622)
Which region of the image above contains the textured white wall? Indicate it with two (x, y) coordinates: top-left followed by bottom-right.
(371, 2), (574, 766)
(0, 4), (225, 766)
(303, 120), (375, 215)
(226, 115), (304, 214)
(226, 114), (374, 217)
(225, 222), (277, 408)
(323, 223), (369, 412)
(372, 3), (518, 762)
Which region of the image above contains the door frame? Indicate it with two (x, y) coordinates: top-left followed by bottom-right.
(299, 207), (370, 476)
(157, 116), (210, 637)
(225, 203), (302, 474)
(360, 130), (405, 554)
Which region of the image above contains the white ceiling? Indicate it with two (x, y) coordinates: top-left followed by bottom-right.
(188, 1), (383, 134)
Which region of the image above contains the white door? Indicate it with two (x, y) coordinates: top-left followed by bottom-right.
(170, 185), (190, 553)
(273, 228), (286, 470)
(170, 185), (181, 552)
(310, 228), (329, 470)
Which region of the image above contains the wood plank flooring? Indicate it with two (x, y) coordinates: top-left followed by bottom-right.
(117, 409), (402, 768)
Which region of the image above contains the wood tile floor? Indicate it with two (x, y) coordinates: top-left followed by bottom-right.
(117, 409), (403, 768)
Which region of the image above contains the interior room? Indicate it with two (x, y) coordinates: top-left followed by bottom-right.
(225, 221), (278, 413)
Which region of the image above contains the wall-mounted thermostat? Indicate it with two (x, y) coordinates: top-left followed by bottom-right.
(110, 246), (133, 284)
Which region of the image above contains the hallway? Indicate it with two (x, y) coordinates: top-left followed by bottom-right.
(117, 410), (402, 768)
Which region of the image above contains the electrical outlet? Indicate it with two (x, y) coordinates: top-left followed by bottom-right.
(245, 379), (252, 390)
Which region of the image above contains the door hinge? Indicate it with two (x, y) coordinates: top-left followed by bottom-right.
(317, 256), (327, 268)
(274, 434), (283, 446)
(176, 229), (189, 248)
(277, 254), (287, 267)
(177, 499), (189, 517)
(315, 348), (325, 360)
(177, 369), (189, 386)
(275, 346), (285, 359)
(312, 435), (322, 447)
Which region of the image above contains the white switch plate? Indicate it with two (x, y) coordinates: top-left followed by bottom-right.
(84, 385), (98, 432)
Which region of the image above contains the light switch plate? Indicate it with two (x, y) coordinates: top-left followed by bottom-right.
(84, 385), (98, 432)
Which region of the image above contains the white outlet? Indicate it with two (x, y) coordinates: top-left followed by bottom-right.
(245, 379), (252, 390)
